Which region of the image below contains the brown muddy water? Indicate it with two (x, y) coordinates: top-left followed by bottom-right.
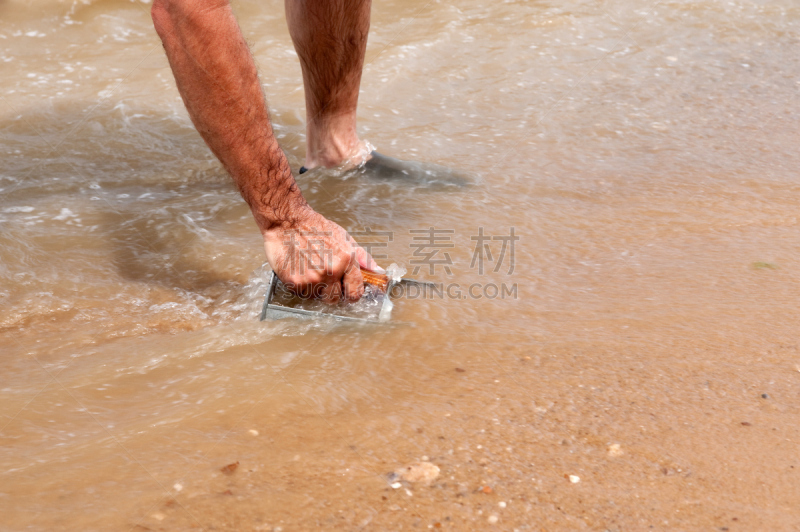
(2, 0), (800, 529)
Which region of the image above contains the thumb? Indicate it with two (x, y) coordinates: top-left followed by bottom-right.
(354, 244), (382, 272)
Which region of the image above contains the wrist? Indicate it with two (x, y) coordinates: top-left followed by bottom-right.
(240, 157), (310, 234)
(252, 191), (311, 235)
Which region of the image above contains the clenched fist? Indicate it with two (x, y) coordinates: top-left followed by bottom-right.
(262, 206), (379, 303)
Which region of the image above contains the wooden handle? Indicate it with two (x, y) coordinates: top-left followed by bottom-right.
(360, 267), (389, 291)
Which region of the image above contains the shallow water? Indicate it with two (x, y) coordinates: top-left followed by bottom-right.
(3, 0), (800, 529)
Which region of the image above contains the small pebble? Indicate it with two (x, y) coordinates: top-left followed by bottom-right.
(498, 501), (507, 508)
(761, 394), (769, 399)
(248, 429), (259, 436)
(488, 514), (499, 524)
(151, 513), (165, 521)
(395, 462), (440, 484)
(220, 462), (239, 475)
(391, 482), (402, 489)
(421, 455), (429, 461)
(608, 443), (623, 457)
(569, 475), (580, 484)
(173, 483), (183, 492)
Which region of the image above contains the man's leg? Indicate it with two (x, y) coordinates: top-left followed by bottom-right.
(285, 0), (372, 170)
(151, 0), (378, 302)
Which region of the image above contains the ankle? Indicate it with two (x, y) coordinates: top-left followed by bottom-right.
(304, 113), (362, 169)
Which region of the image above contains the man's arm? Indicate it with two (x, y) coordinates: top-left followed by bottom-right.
(151, 0), (376, 301)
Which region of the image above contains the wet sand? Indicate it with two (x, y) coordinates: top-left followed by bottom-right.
(2, 0), (800, 529)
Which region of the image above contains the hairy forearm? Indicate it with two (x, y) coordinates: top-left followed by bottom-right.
(152, 0), (306, 231)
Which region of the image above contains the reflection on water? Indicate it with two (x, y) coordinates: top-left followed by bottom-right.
(3, 0), (800, 529)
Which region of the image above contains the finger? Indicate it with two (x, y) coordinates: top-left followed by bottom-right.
(341, 253), (365, 301)
(318, 277), (343, 304)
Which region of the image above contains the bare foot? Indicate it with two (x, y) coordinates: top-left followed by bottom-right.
(301, 138), (374, 174)
(301, 150), (476, 188)
(302, 110), (374, 170)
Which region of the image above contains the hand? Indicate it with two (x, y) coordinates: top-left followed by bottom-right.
(262, 206), (379, 303)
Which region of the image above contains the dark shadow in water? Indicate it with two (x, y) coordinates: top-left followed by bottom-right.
(0, 101), (252, 293)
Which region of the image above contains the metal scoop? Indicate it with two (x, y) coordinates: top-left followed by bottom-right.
(259, 265), (434, 324)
